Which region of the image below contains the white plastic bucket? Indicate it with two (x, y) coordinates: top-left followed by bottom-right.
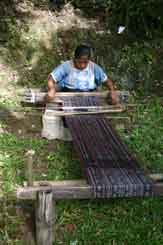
(41, 112), (72, 141)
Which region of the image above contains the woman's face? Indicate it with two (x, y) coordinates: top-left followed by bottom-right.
(74, 55), (89, 70)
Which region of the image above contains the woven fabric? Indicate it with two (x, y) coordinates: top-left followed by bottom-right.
(62, 96), (153, 198)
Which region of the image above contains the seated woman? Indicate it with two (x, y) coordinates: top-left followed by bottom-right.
(47, 44), (118, 104)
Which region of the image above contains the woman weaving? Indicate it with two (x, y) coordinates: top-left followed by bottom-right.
(47, 45), (118, 104)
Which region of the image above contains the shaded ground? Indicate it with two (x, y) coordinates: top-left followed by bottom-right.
(0, 109), (42, 138)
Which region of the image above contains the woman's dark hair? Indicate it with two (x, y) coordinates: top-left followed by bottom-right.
(74, 45), (91, 59)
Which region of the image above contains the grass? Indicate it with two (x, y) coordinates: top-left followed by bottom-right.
(0, 96), (163, 244)
(120, 97), (163, 172)
(56, 198), (163, 245)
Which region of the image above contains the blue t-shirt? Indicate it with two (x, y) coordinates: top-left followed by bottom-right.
(50, 60), (108, 91)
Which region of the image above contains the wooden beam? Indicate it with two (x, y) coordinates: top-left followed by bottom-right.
(45, 107), (125, 116)
(21, 91), (109, 98)
(22, 91), (109, 104)
(17, 177), (163, 200)
(17, 180), (93, 200)
(29, 180), (88, 187)
(55, 91), (109, 97)
(149, 174), (163, 181)
(21, 90), (129, 97)
(0, 104), (137, 115)
(25, 175), (163, 186)
(25, 150), (35, 186)
(46, 105), (125, 110)
(22, 90), (130, 104)
(152, 183), (163, 195)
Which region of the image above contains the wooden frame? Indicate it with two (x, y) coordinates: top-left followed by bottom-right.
(22, 90), (130, 104)
(15, 177), (163, 245)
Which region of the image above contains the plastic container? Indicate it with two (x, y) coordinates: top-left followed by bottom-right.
(41, 111), (72, 141)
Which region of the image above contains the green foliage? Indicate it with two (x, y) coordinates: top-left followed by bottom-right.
(0, 133), (46, 193)
(55, 198), (163, 244)
(111, 41), (157, 91)
(110, 0), (163, 38)
(0, 199), (25, 245)
(73, 0), (163, 38)
(119, 97), (163, 172)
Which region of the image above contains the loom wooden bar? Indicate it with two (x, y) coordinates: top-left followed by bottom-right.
(30, 180), (87, 187)
(56, 91), (109, 97)
(0, 104), (137, 115)
(22, 90), (130, 103)
(23, 90), (128, 96)
(45, 108), (125, 116)
(17, 178), (163, 200)
(25, 150), (35, 186)
(22, 91), (109, 98)
(22, 91), (109, 103)
(149, 174), (163, 181)
(17, 182), (93, 200)
(46, 105), (125, 110)
(23, 174), (163, 187)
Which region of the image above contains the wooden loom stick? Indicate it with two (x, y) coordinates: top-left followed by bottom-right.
(25, 150), (35, 187)
(45, 107), (125, 116)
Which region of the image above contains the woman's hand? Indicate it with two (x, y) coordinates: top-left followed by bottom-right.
(110, 90), (119, 105)
(47, 88), (55, 101)
(106, 79), (119, 105)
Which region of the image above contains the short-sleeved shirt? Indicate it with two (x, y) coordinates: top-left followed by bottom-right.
(50, 60), (108, 91)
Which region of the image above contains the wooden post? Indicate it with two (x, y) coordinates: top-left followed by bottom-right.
(24, 150), (36, 244)
(25, 150), (35, 187)
(35, 191), (54, 245)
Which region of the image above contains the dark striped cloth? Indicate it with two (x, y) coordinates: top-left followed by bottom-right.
(62, 96), (154, 198)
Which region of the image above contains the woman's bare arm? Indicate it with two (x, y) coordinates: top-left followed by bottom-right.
(47, 75), (56, 101)
(106, 78), (119, 105)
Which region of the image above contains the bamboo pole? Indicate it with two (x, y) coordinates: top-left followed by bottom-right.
(45, 107), (125, 116)
(21, 90), (130, 104)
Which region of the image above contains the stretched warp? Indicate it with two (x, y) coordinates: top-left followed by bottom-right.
(62, 96), (153, 198)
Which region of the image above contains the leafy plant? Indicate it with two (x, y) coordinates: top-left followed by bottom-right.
(73, 0), (163, 38)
